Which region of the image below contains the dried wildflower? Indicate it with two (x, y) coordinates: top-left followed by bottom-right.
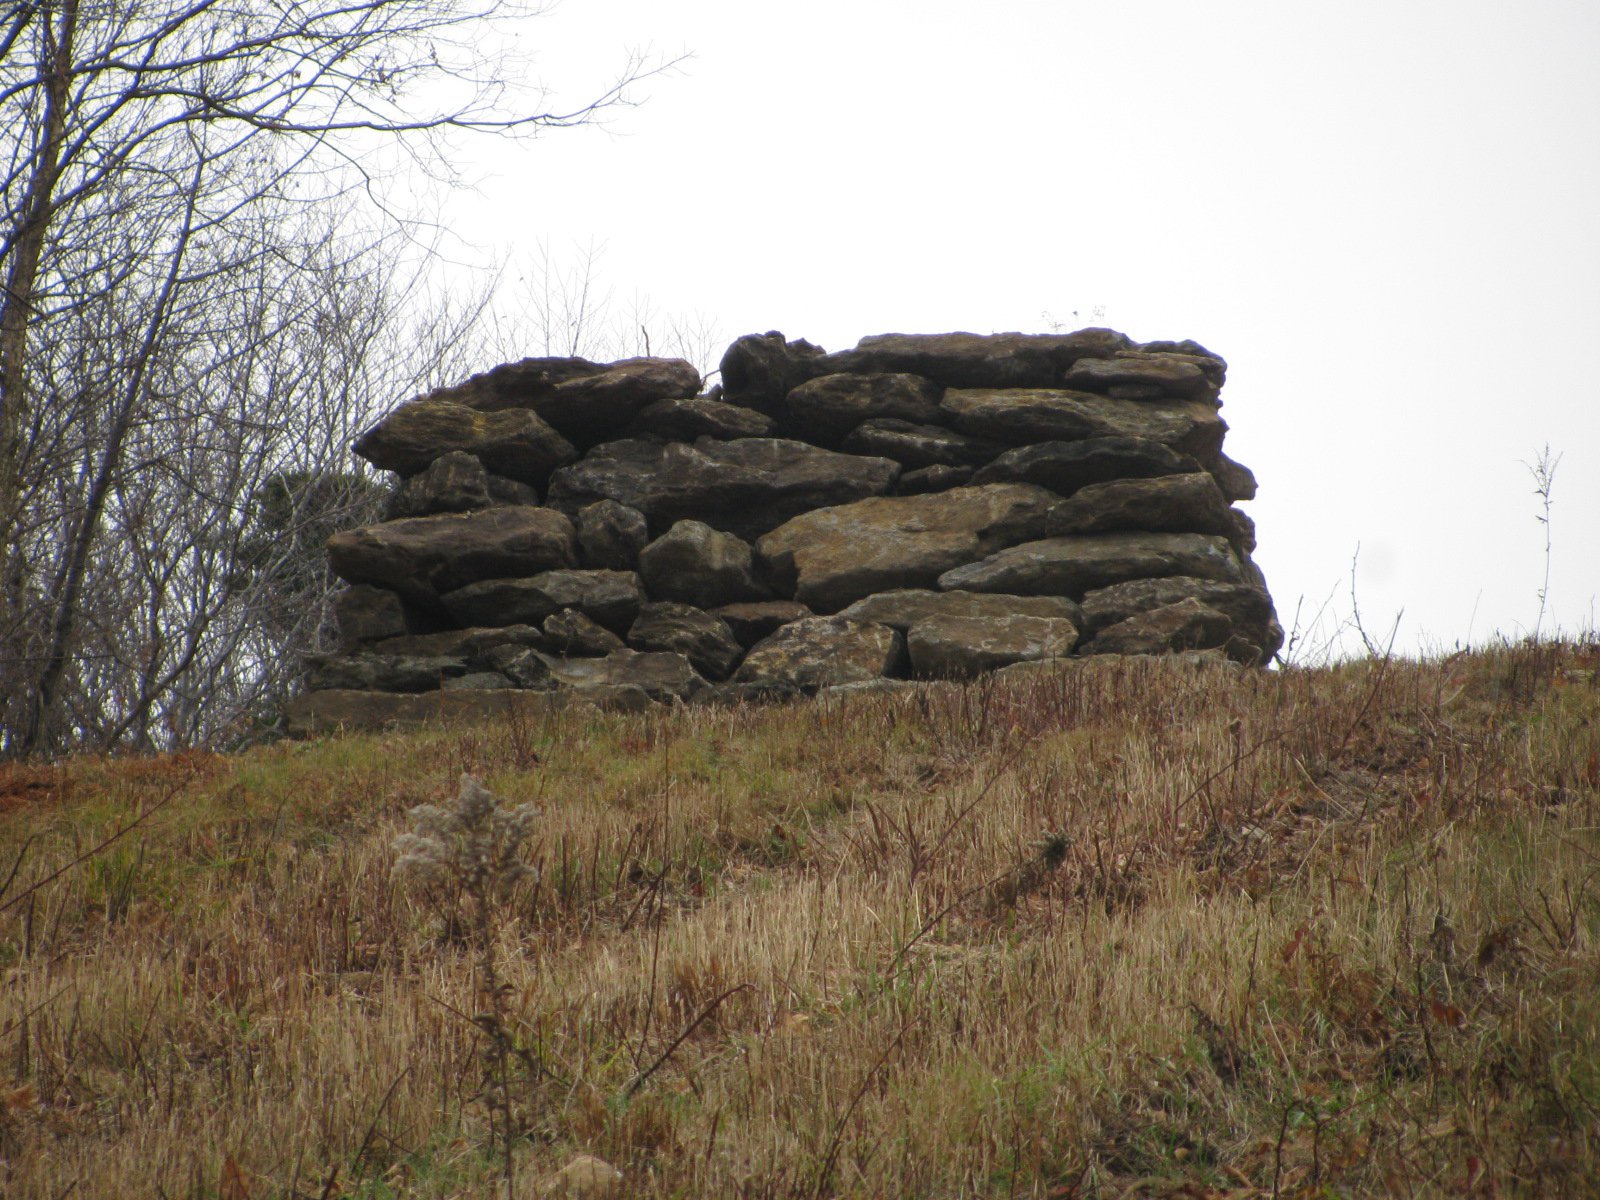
(393, 772), (540, 899)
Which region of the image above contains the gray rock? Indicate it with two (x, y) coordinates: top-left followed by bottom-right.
(1078, 597), (1234, 656)
(1077, 575), (1280, 659)
(626, 602), (744, 681)
(334, 585), (412, 646)
(972, 437), (1201, 496)
(441, 570), (644, 633)
(941, 390), (1226, 461)
(576, 500), (649, 570)
(1061, 351), (1222, 401)
(842, 418), (1005, 469)
(713, 600), (814, 649)
(638, 520), (769, 607)
(907, 613), (1080, 679)
(628, 396), (775, 441)
(547, 649), (707, 703)
(756, 483), (1062, 611)
(939, 532), (1244, 600)
(327, 507), (578, 606)
(441, 671), (515, 691)
(820, 329), (1134, 388)
(733, 617), (906, 692)
(386, 451), (494, 517)
(543, 609), (626, 657)
(486, 475), (541, 507)
(1211, 452), (1258, 502)
(353, 401), (576, 486)
(839, 588), (1082, 631)
(786, 373), (942, 443)
(1048, 473), (1237, 538)
(896, 465), (975, 494)
(411, 356), (608, 409)
(480, 644), (558, 689)
(304, 651), (471, 693)
(546, 437), (900, 541)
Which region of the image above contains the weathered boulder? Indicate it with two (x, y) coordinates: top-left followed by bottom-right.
(941, 390), (1226, 461)
(386, 451), (494, 517)
(305, 651), (471, 693)
(719, 332), (829, 423)
(756, 484), (1061, 611)
(353, 401), (576, 486)
(839, 588), (1082, 631)
(732, 617), (905, 692)
(1047, 473), (1237, 538)
(907, 613), (1080, 678)
(842, 418), (1005, 469)
(334, 585), (413, 646)
(1061, 351), (1222, 401)
(939, 532), (1244, 600)
(441, 569), (644, 634)
(422, 357), (701, 448)
(543, 609), (626, 657)
(626, 602), (744, 681)
(1078, 575), (1281, 660)
(972, 437), (1201, 495)
(1211, 452), (1258, 502)
(637, 521), (769, 607)
(785, 373), (942, 443)
(479, 643), (558, 689)
(576, 500), (649, 570)
(896, 465), (975, 494)
(327, 507), (578, 607)
(821, 329), (1134, 388)
(1078, 597), (1234, 656)
(546, 438), (900, 541)
(713, 600), (814, 648)
(628, 396), (775, 441)
(441, 671), (515, 691)
(547, 649), (707, 703)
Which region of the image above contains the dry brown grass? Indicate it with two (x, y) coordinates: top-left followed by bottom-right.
(2, 640), (1598, 1198)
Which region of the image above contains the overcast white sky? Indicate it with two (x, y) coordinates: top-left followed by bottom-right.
(442, 0), (1599, 657)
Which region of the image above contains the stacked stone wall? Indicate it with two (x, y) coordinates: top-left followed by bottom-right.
(289, 327), (1281, 731)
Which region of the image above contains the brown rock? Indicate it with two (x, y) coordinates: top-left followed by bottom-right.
(627, 396), (775, 441)
(334, 585), (411, 646)
(719, 332), (829, 423)
(821, 329), (1134, 388)
(1061, 351), (1222, 401)
(638, 520), (769, 607)
(626, 602), (744, 681)
(386, 451), (494, 517)
(896, 464), (975, 494)
(786, 373), (942, 443)
(576, 500), (649, 570)
(546, 438), (900, 541)
(1210, 452), (1258, 501)
(547, 649), (707, 703)
(441, 570), (644, 633)
(839, 588), (1082, 631)
(941, 389), (1226, 461)
(842, 418), (1005, 469)
(353, 401), (576, 486)
(907, 613), (1080, 678)
(527, 358), (702, 447)
(972, 437), (1201, 495)
(304, 651), (471, 693)
(1048, 473), (1236, 538)
(756, 484), (1061, 611)
(327, 507), (578, 606)
(713, 600), (814, 648)
(733, 617), (906, 692)
(1077, 575), (1280, 660)
(543, 609), (626, 657)
(939, 532), (1244, 600)
(1078, 597), (1234, 656)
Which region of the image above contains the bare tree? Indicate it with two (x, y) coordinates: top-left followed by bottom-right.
(0, 0), (668, 755)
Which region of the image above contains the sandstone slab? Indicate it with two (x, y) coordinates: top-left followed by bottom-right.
(821, 329), (1134, 388)
(543, 609), (626, 656)
(546, 438), (900, 541)
(897, 465), (975, 494)
(628, 396), (775, 441)
(353, 401), (575, 486)
(756, 484), (1062, 611)
(941, 390), (1226, 461)
(547, 649), (707, 703)
(441, 570), (643, 633)
(713, 600), (814, 648)
(972, 437), (1201, 495)
(907, 613), (1080, 678)
(842, 418), (1005, 469)
(939, 532), (1244, 600)
(786, 373), (942, 442)
(1078, 575), (1281, 660)
(386, 451), (494, 517)
(732, 617), (905, 692)
(1061, 351), (1221, 401)
(576, 500), (649, 570)
(839, 588), (1082, 631)
(304, 651), (472, 693)
(327, 507), (577, 606)
(718, 332), (829, 423)
(334, 585), (413, 646)
(1048, 473), (1236, 538)
(1078, 597), (1234, 656)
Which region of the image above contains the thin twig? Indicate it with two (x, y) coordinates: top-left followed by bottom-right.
(625, 982), (751, 1100)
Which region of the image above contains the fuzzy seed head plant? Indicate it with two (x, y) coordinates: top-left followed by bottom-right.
(393, 772), (540, 900)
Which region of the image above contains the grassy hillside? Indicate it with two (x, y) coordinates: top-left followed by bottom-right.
(2, 642), (1598, 1198)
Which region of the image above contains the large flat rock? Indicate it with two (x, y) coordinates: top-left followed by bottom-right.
(940, 389), (1226, 461)
(546, 649), (707, 703)
(1047, 473), (1237, 538)
(732, 617), (905, 692)
(441, 569), (644, 633)
(327, 507), (577, 607)
(820, 329), (1134, 388)
(353, 401), (576, 486)
(785, 373), (942, 443)
(1078, 574), (1281, 660)
(907, 613), (1080, 679)
(972, 437), (1201, 495)
(838, 588), (1082, 631)
(938, 532), (1244, 600)
(546, 438), (900, 541)
(756, 484), (1062, 612)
